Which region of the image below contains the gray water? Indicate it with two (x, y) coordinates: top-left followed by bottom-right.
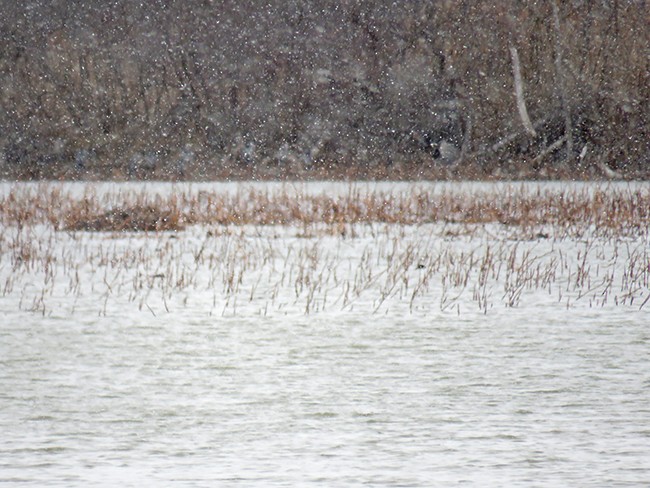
(1, 309), (649, 487)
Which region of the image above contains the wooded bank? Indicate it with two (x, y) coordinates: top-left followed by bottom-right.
(1, 1), (647, 180)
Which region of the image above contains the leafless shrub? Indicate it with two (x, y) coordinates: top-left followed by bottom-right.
(0, 2), (646, 179)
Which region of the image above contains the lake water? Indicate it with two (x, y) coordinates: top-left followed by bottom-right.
(2, 308), (649, 486)
(1, 181), (649, 486)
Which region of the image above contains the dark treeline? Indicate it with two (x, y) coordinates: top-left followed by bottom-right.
(1, 1), (647, 180)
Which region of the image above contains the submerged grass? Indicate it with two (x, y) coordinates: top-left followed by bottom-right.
(1, 183), (648, 316)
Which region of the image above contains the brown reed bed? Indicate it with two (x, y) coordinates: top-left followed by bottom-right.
(1, 183), (648, 316)
(0, 184), (649, 238)
(63, 205), (184, 232)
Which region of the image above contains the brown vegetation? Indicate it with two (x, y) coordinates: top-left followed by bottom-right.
(63, 205), (184, 232)
(2, 184), (648, 315)
(2, 201), (648, 317)
(1, 184), (648, 237)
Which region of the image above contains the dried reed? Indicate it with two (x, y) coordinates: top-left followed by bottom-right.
(1, 184), (648, 237)
(1, 184), (648, 316)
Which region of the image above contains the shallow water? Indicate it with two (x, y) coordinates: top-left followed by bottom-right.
(1, 308), (648, 487)
(2, 178), (649, 200)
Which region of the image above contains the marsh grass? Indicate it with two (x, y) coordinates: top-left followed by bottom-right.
(63, 205), (185, 232)
(1, 184), (649, 236)
(1, 183), (648, 316)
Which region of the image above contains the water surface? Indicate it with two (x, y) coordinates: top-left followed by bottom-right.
(1, 308), (648, 486)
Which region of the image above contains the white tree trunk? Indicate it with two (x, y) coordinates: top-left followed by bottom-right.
(509, 44), (536, 137)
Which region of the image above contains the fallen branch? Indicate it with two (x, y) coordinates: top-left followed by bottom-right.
(595, 155), (623, 179)
(533, 136), (566, 165)
(469, 115), (554, 159)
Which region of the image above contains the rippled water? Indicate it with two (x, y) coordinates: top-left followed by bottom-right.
(1, 307), (648, 487)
